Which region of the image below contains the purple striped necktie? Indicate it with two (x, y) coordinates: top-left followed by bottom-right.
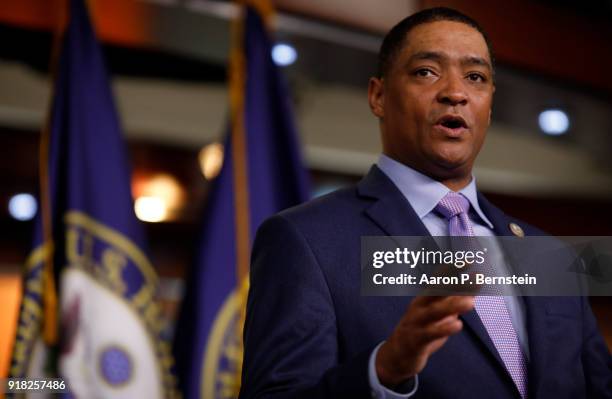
(435, 192), (528, 398)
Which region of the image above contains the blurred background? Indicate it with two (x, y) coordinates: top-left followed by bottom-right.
(0, 0), (611, 381)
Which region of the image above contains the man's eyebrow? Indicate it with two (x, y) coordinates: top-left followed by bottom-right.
(408, 51), (445, 63)
(461, 56), (492, 71)
(407, 51), (492, 71)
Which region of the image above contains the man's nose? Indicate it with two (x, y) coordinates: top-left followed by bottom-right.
(436, 76), (468, 106)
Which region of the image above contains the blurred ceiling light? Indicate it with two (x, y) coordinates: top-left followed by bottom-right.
(132, 173), (184, 222)
(272, 43), (297, 66)
(538, 109), (570, 136)
(8, 193), (37, 221)
(199, 143), (224, 180)
(145, 174), (184, 210)
(134, 196), (167, 223)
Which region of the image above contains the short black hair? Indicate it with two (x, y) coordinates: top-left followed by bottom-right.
(377, 7), (495, 78)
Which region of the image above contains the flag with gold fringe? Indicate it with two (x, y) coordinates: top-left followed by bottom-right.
(9, 0), (178, 397)
(172, 1), (311, 397)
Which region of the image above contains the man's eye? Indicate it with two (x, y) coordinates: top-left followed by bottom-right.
(415, 69), (434, 77)
(467, 73), (486, 82)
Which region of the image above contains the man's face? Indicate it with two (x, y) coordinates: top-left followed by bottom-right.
(369, 20), (495, 181)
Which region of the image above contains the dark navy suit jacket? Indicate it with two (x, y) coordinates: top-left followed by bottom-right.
(239, 166), (612, 398)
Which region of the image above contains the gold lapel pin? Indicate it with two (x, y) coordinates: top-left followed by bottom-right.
(509, 222), (525, 237)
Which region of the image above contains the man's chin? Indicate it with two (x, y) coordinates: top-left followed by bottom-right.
(428, 155), (472, 179)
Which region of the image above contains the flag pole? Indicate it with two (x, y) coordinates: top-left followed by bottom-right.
(41, 0), (71, 346)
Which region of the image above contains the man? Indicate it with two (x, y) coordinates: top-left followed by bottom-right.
(239, 7), (612, 399)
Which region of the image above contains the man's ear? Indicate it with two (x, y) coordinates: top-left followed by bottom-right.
(368, 77), (385, 118)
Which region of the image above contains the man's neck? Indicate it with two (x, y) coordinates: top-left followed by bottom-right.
(383, 154), (473, 192)
(438, 175), (472, 192)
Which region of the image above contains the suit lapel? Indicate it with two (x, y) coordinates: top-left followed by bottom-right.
(522, 297), (548, 397)
(478, 193), (549, 395)
(357, 166), (430, 237)
(356, 166), (431, 333)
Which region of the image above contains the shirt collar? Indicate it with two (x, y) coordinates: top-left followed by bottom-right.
(376, 154), (493, 229)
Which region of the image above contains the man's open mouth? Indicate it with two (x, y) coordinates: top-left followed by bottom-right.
(436, 115), (468, 129)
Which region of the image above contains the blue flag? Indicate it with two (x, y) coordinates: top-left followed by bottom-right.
(9, 0), (177, 397)
(173, 2), (311, 398)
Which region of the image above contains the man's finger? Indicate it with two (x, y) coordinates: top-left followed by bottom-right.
(409, 294), (450, 308)
(414, 296), (474, 325)
(422, 318), (464, 342)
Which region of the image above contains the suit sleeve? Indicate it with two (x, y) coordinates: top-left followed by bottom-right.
(581, 297), (612, 398)
(238, 215), (375, 399)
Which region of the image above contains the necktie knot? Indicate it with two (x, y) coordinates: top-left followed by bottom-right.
(435, 192), (470, 220)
